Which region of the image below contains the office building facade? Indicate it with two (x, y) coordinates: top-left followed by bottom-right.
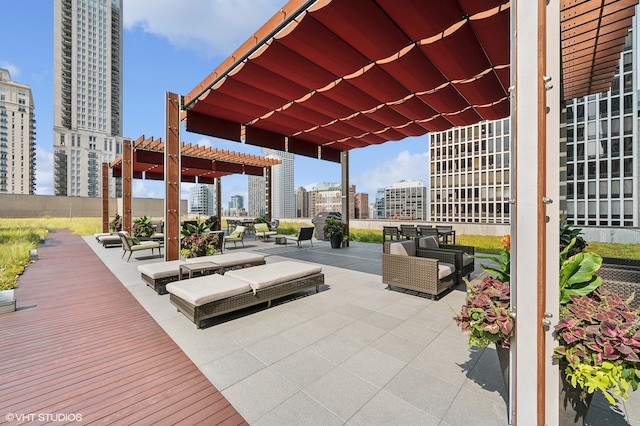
(53, 0), (123, 198)
(565, 29), (638, 227)
(188, 183), (216, 216)
(264, 148), (295, 218)
(383, 180), (428, 220)
(428, 118), (511, 223)
(0, 69), (36, 194)
(248, 175), (266, 217)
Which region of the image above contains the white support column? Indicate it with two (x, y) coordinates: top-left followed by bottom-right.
(544, 0), (561, 424)
(513, 0), (546, 423)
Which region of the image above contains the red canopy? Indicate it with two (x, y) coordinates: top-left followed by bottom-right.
(182, 0), (637, 161)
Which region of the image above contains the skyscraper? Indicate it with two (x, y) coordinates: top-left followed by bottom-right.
(248, 175), (266, 217)
(188, 184), (216, 216)
(0, 68), (36, 194)
(53, 0), (123, 198)
(263, 148), (295, 218)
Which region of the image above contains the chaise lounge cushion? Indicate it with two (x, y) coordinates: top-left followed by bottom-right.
(193, 252), (265, 268)
(138, 260), (187, 280)
(166, 274), (252, 306)
(225, 260), (322, 294)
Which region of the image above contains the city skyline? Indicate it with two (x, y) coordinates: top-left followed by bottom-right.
(1, 0), (429, 205)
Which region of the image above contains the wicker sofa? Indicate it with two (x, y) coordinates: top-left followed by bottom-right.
(137, 251), (266, 294)
(166, 260), (324, 328)
(382, 240), (457, 299)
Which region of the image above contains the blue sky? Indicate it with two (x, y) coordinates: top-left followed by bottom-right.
(1, 0), (430, 206)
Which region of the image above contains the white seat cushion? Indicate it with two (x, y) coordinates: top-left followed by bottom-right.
(166, 274), (252, 306)
(225, 260), (322, 294)
(138, 260), (186, 279)
(389, 240), (416, 257)
(189, 252), (264, 267)
(439, 262), (456, 279)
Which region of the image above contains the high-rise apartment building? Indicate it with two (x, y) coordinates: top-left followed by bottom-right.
(188, 184), (216, 216)
(307, 182), (355, 218)
(0, 69), (36, 194)
(375, 188), (385, 219)
(354, 193), (369, 219)
(383, 180), (428, 220)
(565, 28), (638, 227)
(263, 148), (295, 218)
(295, 186), (308, 218)
(429, 118), (511, 223)
(53, 0), (123, 198)
(229, 195), (244, 214)
(248, 175), (267, 217)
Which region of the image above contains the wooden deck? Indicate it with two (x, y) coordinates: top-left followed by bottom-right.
(0, 229), (247, 425)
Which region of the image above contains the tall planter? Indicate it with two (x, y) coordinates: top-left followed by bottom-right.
(330, 234), (342, 249)
(559, 360), (594, 425)
(496, 345), (510, 397)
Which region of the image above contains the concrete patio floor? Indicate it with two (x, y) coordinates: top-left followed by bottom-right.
(86, 234), (640, 425)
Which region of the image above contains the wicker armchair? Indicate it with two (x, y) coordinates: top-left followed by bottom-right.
(382, 240), (457, 300)
(416, 236), (475, 285)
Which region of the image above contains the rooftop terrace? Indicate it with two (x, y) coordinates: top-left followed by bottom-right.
(2, 230), (639, 425)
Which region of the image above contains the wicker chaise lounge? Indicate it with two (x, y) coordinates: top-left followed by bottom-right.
(138, 252), (266, 294)
(382, 240), (457, 300)
(166, 260), (324, 328)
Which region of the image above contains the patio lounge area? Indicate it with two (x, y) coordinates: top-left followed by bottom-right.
(3, 230), (640, 425)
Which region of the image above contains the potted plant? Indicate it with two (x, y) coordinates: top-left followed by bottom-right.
(323, 217), (347, 249)
(551, 238), (640, 423)
(132, 215), (154, 238)
(109, 214), (122, 232)
(452, 236), (513, 392)
(180, 221), (220, 258)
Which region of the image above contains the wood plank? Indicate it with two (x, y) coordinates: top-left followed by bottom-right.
(0, 229), (248, 425)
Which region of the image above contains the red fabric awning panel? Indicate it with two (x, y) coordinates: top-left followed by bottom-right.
(184, 0), (512, 159)
(183, 0), (636, 159)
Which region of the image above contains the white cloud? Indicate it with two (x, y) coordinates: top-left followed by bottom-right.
(0, 61), (20, 79)
(123, 0), (288, 58)
(352, 150), (429, 196)
(34, 146), (54, 195)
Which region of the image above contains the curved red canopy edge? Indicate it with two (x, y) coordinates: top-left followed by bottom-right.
(182, 0), (637, 162)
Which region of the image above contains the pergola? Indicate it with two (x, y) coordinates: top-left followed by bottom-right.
(160, 0), (638, 424)
(103, 134), (280, 248)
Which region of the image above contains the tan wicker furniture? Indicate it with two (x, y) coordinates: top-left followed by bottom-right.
(166, 260), (324, 328)
(138, 252), (266, 295)
(382, 240), (456, 300)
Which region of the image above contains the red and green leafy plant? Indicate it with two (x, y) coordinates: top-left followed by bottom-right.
(180, 232), (219, 258)
(553, 289), (640, 404)
(132, 215), (154, 238)
(453, 276), (513, 349)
